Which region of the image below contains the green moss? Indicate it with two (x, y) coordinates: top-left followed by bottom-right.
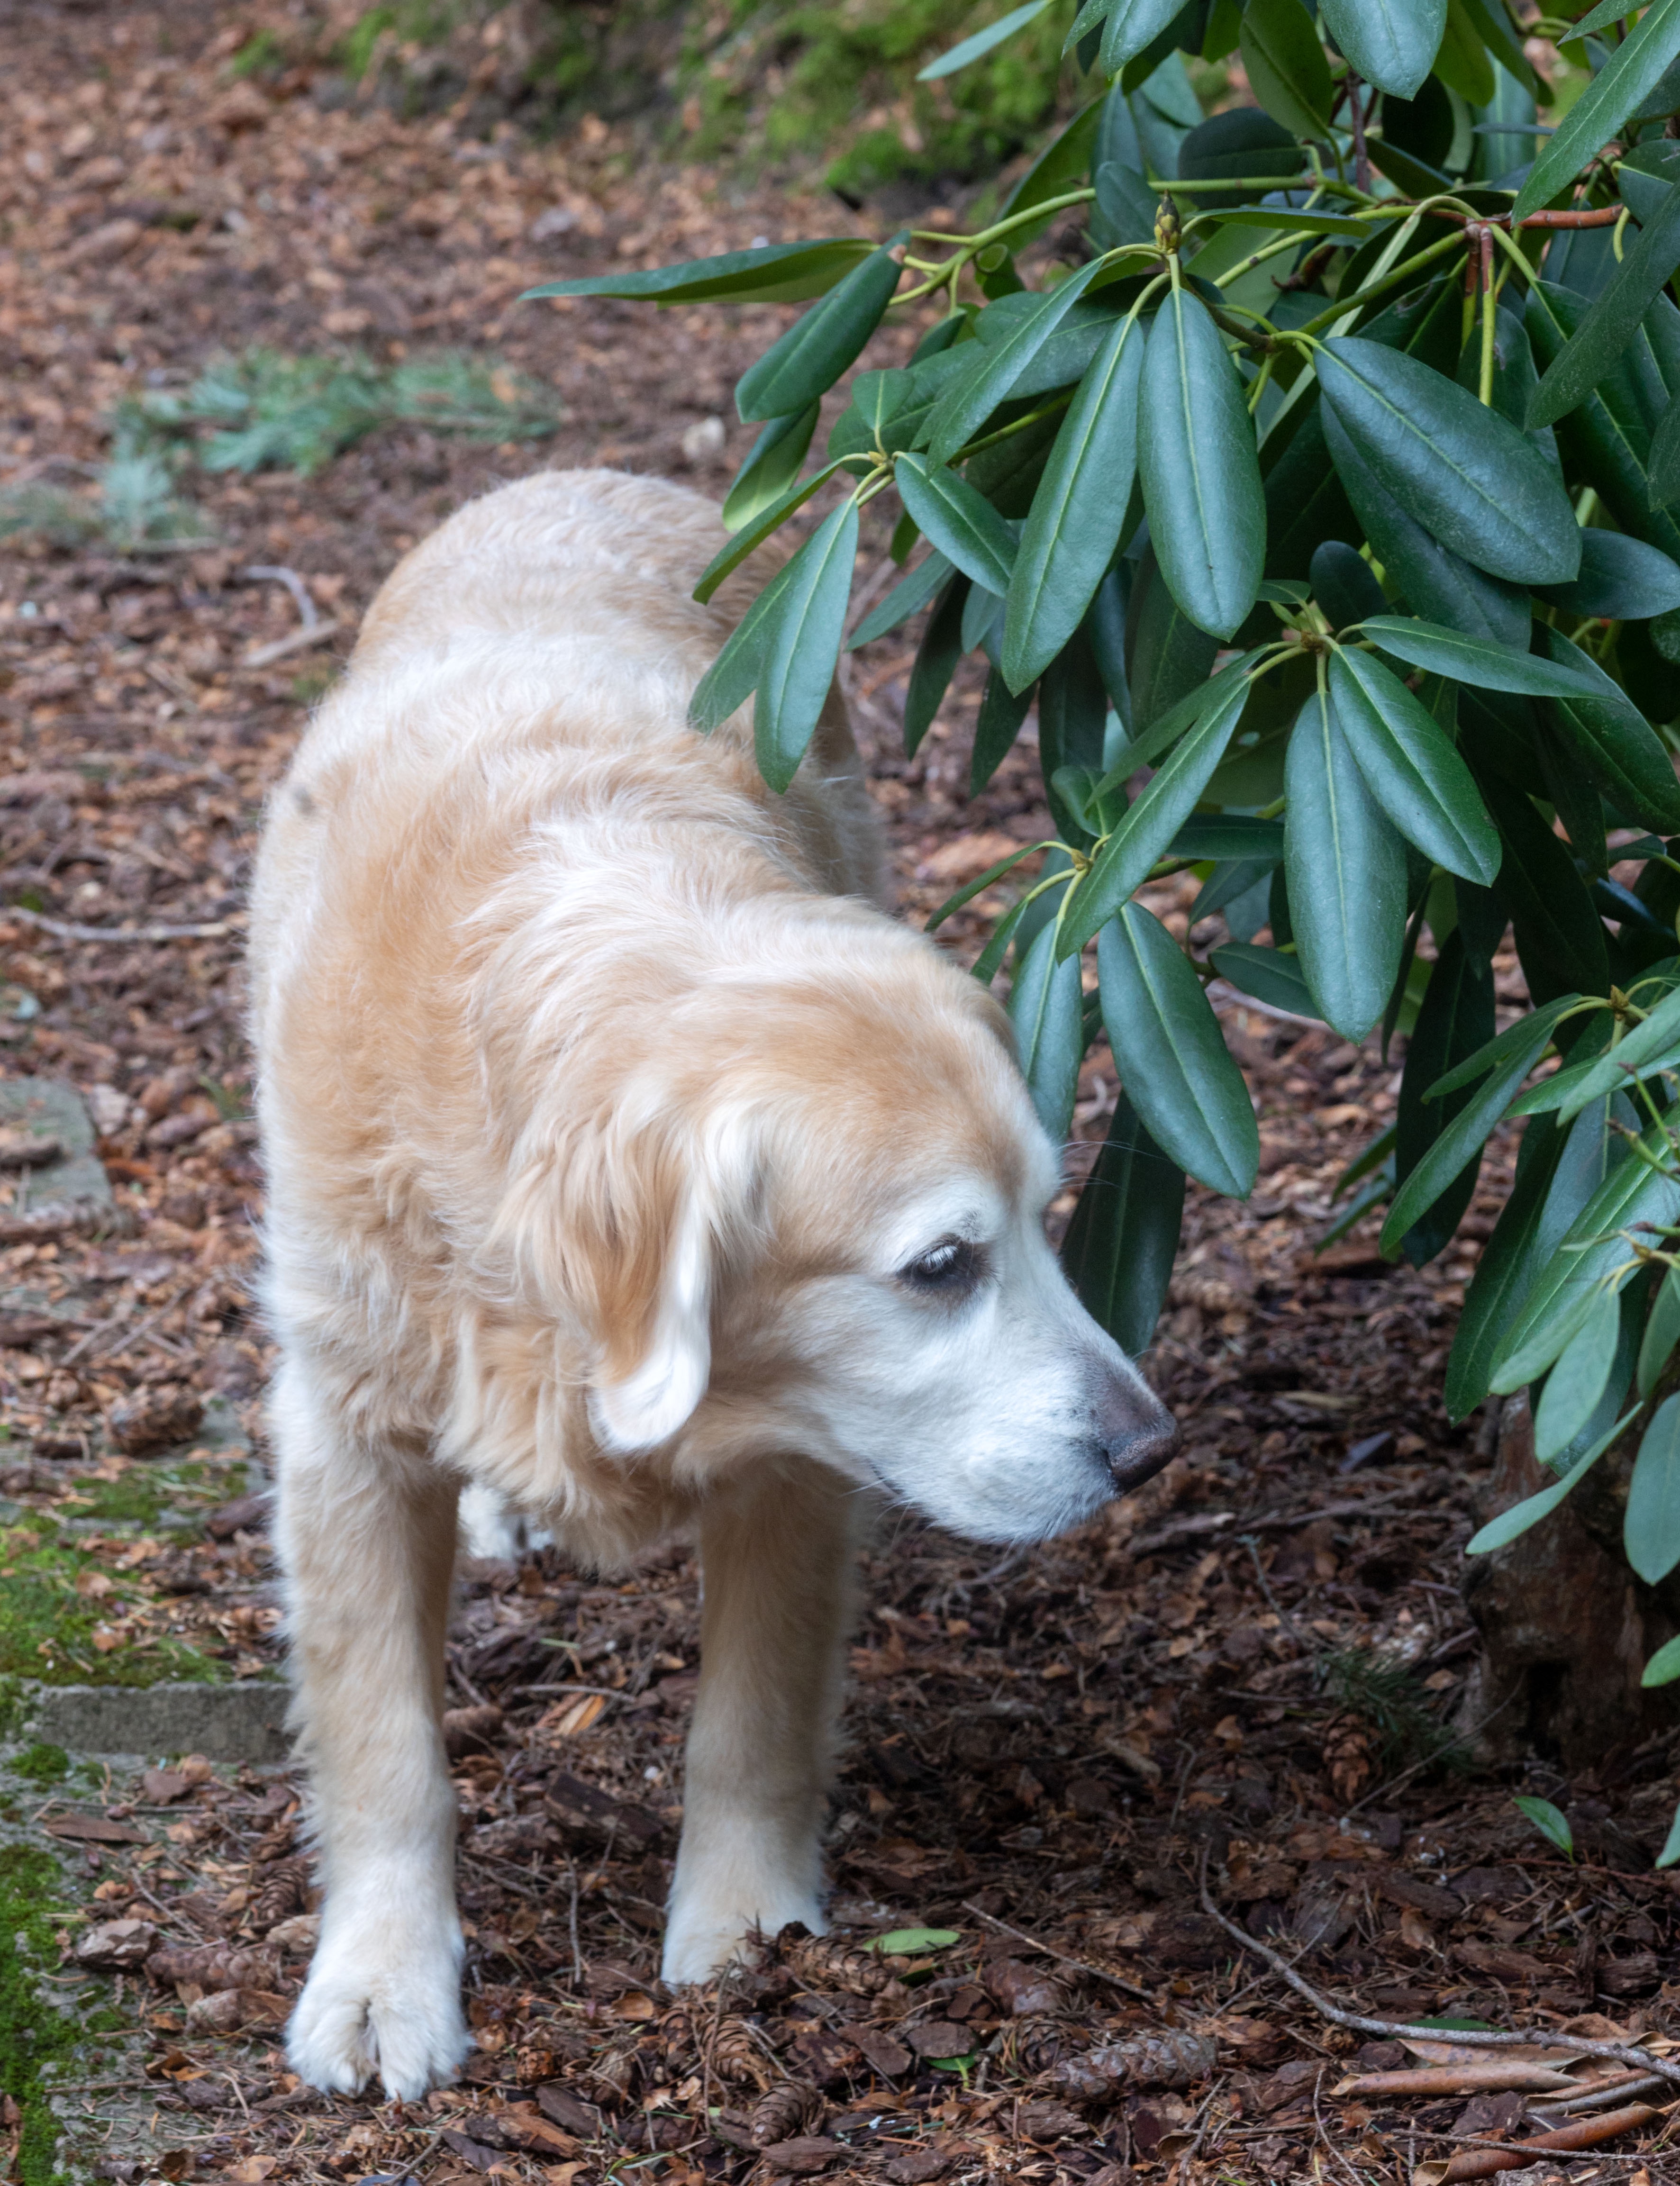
(0, 1844), (79, 2184)
(0, 1521), (226, 1689)
(672, 0), (1083, 193)
(62, 1454), (245, 1532)
(10, 1743), (69, 1786)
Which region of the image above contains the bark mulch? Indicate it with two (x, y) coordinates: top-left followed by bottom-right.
(1, 6), (1676, 2184)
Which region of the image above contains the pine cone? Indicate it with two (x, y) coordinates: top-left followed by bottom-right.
(996, 2015), (1081, 2077)
(711, 2018), (774, 2093)
(1053, 2028), (1218, 2101)
(1323, 1715), (1372, 1804)
(782, 1932), (908, 2001)
(247, 1856), (308, 1933)
(747, 2077), (821, 2148)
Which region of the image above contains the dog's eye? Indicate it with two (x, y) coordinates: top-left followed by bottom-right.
(899, 1237), (983, 1292)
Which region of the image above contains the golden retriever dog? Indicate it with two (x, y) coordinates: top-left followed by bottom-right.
(249, 468), (1179, 2100)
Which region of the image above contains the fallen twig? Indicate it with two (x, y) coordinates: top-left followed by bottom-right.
(240, 564), (319, 631)
(1195, 1853), (1680, 2089)
(240, 617), (342, 669)
(1531, 2072), (1675, 2121)
(5, 905), (233, 943)
(959, 1898), (1153, 2004)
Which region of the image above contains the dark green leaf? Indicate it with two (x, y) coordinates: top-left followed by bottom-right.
(1284, 680), (1408, 1041)
(972, 665), (1036, 793)
(1639, 1263), (1680, 1397)
(1093, 160), (1165, 251)
(1626, 1393), (1680, 1582)
(924, 263), (1103, 467)
(848, 550), (953, 650)
(1169, 813), (1284, 860)
(1139, 287), (1265, 639)
(1427, 996), (1581, 1103)
(1526, 281), (1680, 562)
(1327, 647), (1500, 884)
(1208, 939), (1316, 1015)
(1003, 313), (1146, 693)
(827, 369), (919, 470)
(722, 404), (821, 531)
(1239, 0), (1333, 136)
(1651, 393), (1680, 508)
(1264, 399), (1364, 585)
(1062, 675), (1249, 953)
(894, 454), (1017, 596)
(1534, 1286), (1622, 1459)
(1547, 980), (1680, 1124)
(1538, 717), (1610, 878)
(1493, 1109), (1680, 1387)
(1062, 1093), (1186, 1355)
(1320, 407), (1532, 648)
(919, 0), (1055, 78)
(1515, 0), (1680, 221)
(1009, 917), (1086, 1145)
(736, 234), (908, 423)
(1535, 528), (1680, 618)
(1038, 631), (1109, 845)
(1538, 625), (1680, 833)
(1530, 184), (1680, 427)
(692, 460), (848, 605)
(905, 574), (970, 755)
(1355, 617), (1591, 698)
(1175, 106), (1303, 206)
(1099, 0), (1195, 74)
(1434, 0), (1496, 107)
(1310, 540), (1388, 633)
(1124, 547), (1223, 740)
(1319, 0), (1446, 98)
(1129, 644), (1265, 767)
(690, 559), (796, 734)
(1475, 766), (1612, 997)
(1444, 1113), (1565, 1420)
(755, 498), (858, 793)
(1317, 336), (1582, 586)
(522, 236), (873, 307)
(1097, 903), (1260, 1195)
(1381, 956), (1545, 1258)
(1460, 0), (1542, 100)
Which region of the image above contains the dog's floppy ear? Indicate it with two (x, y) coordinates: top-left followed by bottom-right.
(572, 1108), (759, 1454)
(588, 1166), (717, 1452)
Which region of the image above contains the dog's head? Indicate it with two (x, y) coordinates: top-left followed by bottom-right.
(558, 924), (1178, 1542)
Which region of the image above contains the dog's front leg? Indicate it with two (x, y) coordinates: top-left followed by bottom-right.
(273, 1363), (467, 2099)
(662, 1459), (857, 1985)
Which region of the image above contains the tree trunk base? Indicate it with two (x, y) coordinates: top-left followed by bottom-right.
(1456, 1393), (1678, 1772)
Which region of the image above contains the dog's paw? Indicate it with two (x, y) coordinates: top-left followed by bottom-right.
(288, 1925), (468, 2099)
(661, 1886), (825, 1987)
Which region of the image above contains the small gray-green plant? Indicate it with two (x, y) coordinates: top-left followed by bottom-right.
(131, 346), (557, 477)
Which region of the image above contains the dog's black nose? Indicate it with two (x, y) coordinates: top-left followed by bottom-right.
(1098, 1373), (1180, 1490)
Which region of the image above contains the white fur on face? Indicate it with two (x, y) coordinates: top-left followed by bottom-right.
(668, 1080), (1175, 1545)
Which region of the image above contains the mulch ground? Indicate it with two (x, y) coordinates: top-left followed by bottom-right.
(0, 6), (1677, 2184)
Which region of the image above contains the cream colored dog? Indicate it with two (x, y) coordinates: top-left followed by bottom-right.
(250, 469), (1178, 2101)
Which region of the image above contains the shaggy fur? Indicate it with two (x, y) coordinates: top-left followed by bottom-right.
(250, 469), (1177, 2099)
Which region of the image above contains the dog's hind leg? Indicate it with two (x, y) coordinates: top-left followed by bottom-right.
(662, 1457), (857, 1985)
(272, 1358), (469, 2099)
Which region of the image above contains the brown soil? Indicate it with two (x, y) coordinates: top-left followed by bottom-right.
(2, 7), (1677, 2185)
